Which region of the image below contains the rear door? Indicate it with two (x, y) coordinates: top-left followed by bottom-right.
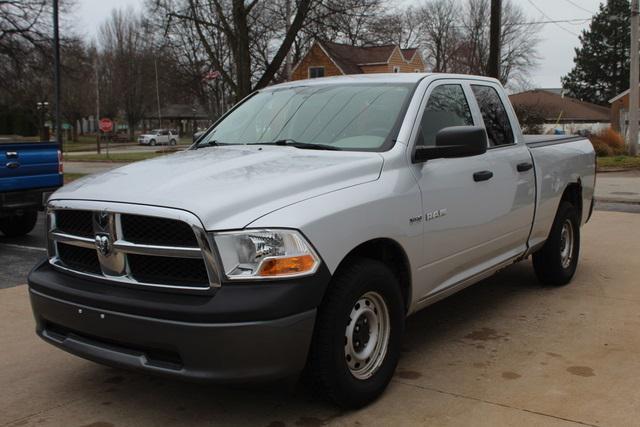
(468, 83), (536, 259)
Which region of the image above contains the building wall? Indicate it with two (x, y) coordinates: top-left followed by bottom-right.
(291, 43), (343, 80)
(409, 54), (426, 72)
(611, 95), (629, 132)
(359, 49), (425, 74)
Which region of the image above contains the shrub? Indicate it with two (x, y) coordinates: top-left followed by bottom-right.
(589, 128), (625, 156)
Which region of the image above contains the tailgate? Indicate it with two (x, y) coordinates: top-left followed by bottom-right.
(0, 141), (63, 192)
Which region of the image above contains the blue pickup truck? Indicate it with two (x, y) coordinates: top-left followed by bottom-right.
(0, 141), (62, 237)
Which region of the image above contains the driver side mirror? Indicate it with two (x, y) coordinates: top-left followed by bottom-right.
(413, 126), (488, 163)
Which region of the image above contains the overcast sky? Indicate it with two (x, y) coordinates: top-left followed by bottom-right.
(74, 0), (606, 88)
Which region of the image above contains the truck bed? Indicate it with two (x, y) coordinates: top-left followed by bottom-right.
(524, 134), (585, 147)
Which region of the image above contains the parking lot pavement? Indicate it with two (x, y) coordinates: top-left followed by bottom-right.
(1, 210), (640, 426)
(0, 212), (46, 289)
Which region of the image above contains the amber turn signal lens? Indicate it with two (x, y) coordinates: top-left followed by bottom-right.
(257, 254), (317, 277)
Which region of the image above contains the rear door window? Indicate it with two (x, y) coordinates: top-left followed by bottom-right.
(471, 85), (514, 146)
(417, 84), (474, 147)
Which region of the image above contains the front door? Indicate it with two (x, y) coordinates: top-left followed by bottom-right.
(410, 81), (511, 302)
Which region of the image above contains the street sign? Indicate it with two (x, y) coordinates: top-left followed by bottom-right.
(99, 118), (113, 133)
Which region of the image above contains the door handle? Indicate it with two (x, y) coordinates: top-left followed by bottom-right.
(473, 170), (493, 182)
(517, 162), (533, 172)
(6, 151), (18, 158)
(6, 161), (19, 169)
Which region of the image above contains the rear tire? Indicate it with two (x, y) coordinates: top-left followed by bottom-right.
(0, 210), (38, 237)
(307, 258), (404, 408)
(169, 139), (177, 146)
(532, 201), (580, 286)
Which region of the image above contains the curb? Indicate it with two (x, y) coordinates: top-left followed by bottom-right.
(595, 198), (640, 205)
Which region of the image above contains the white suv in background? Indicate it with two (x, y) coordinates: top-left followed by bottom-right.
(138, 129), (178, 146)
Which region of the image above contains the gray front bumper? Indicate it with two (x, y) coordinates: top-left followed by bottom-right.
(30, 288), (316, 382)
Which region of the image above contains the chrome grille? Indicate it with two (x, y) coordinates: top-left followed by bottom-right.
(56, 210), (93, 237)
(121, 214), (198, 247)
(57, 243), (101, 274)
(47, 200), (220, 291)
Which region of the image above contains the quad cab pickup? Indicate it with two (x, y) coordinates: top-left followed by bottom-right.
(28, 74), (595, 408)
(0, 140), (62, 236)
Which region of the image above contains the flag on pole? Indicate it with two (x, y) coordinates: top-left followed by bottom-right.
(203, 70), (221, 81)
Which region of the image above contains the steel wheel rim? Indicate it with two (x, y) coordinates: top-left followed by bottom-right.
(560, 219), (574, 269)
(344, 291), (390, 380)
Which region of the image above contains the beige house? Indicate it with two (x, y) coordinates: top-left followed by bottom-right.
(291, 40), (426, 81)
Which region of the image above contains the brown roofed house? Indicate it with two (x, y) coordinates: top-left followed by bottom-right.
(509, 89), (610, 134)
(291, 40), (426, 81)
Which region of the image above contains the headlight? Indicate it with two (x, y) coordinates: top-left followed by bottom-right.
(213, 229), (320, 280)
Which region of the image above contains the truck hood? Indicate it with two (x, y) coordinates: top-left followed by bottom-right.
(54, 145), (383, 230)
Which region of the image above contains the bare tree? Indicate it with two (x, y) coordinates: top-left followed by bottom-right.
(460, 0), (541, 85)
(99, 9), (154, 140)
(156, 0), (313, 101)
(417, 0), (462, 72)
(60, 39), (96, 141)
(0, 0), (56, 58)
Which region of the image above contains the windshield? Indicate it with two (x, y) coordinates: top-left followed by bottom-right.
(197, 83), (414, 151)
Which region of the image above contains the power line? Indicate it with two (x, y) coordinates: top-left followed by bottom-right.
(515, 18), (590, 26)
(562, 0), (596, 15)
(525, 0), (580, 36)
(450, 18), (590, 30)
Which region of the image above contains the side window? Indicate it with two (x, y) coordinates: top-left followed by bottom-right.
(308, 67), (325, 78)
(471, 85), (514, 146)
(417, 84), (474, 147)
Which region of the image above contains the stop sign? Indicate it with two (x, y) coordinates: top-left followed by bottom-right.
(99, 118), (113, 133)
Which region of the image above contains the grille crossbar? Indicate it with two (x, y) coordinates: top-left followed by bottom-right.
(47, 202), (220, 291)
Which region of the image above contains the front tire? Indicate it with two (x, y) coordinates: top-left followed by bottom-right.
(308, 258), (404, 408)
(149, 139), (156, 146)
(169, 139), (177, 146)
(0, 209), (38, 237)
(532, 201), (580, 286)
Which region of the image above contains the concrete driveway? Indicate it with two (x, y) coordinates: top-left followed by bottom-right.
(2, 211), (640, 426)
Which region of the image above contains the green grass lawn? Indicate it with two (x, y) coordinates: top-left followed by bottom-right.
(63, 173), (87, 184)
(62, 136), (191, 153)
(65, 150), (176, 162)
(597, 156), (640, 170)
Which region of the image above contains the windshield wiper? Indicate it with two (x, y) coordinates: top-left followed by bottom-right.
(195, 139), (224, 149)
(250, 139), (342, 151)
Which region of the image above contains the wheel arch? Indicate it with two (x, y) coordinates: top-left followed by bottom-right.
(332, 238), (412, 314)
(561, 179), (583, 222)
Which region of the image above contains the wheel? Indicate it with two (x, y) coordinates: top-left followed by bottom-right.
(532, 201), (580, 286)
(307, 258), (405, 408)
(0, 210), (38, 237)
(150, 139), (156, 146)
(169, 139), (177, 146)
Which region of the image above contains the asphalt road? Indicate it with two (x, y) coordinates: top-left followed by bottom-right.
(3, 210), (640, 426)
(0, 212), (46, 289)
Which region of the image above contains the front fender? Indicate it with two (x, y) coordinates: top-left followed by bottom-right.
(246, 171), (422, 277)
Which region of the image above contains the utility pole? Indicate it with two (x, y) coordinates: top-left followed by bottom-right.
(53, 0), (62, 150)
(630, 0), (639, 156)
(488, 0), (502, 80)
(95, 58), (101, 154)
(154, 57), (162, 128)
(285, 0), (292, 80)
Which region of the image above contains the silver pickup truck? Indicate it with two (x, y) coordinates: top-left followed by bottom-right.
(28, 74), (595, 408)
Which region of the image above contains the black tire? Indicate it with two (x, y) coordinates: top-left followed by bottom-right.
(150, 139), (156, 146)
(0, 210), (38, 237)
(307, 257), (405, 408)
(169, 139), (177, 146)
(532, 201), (580, 286)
